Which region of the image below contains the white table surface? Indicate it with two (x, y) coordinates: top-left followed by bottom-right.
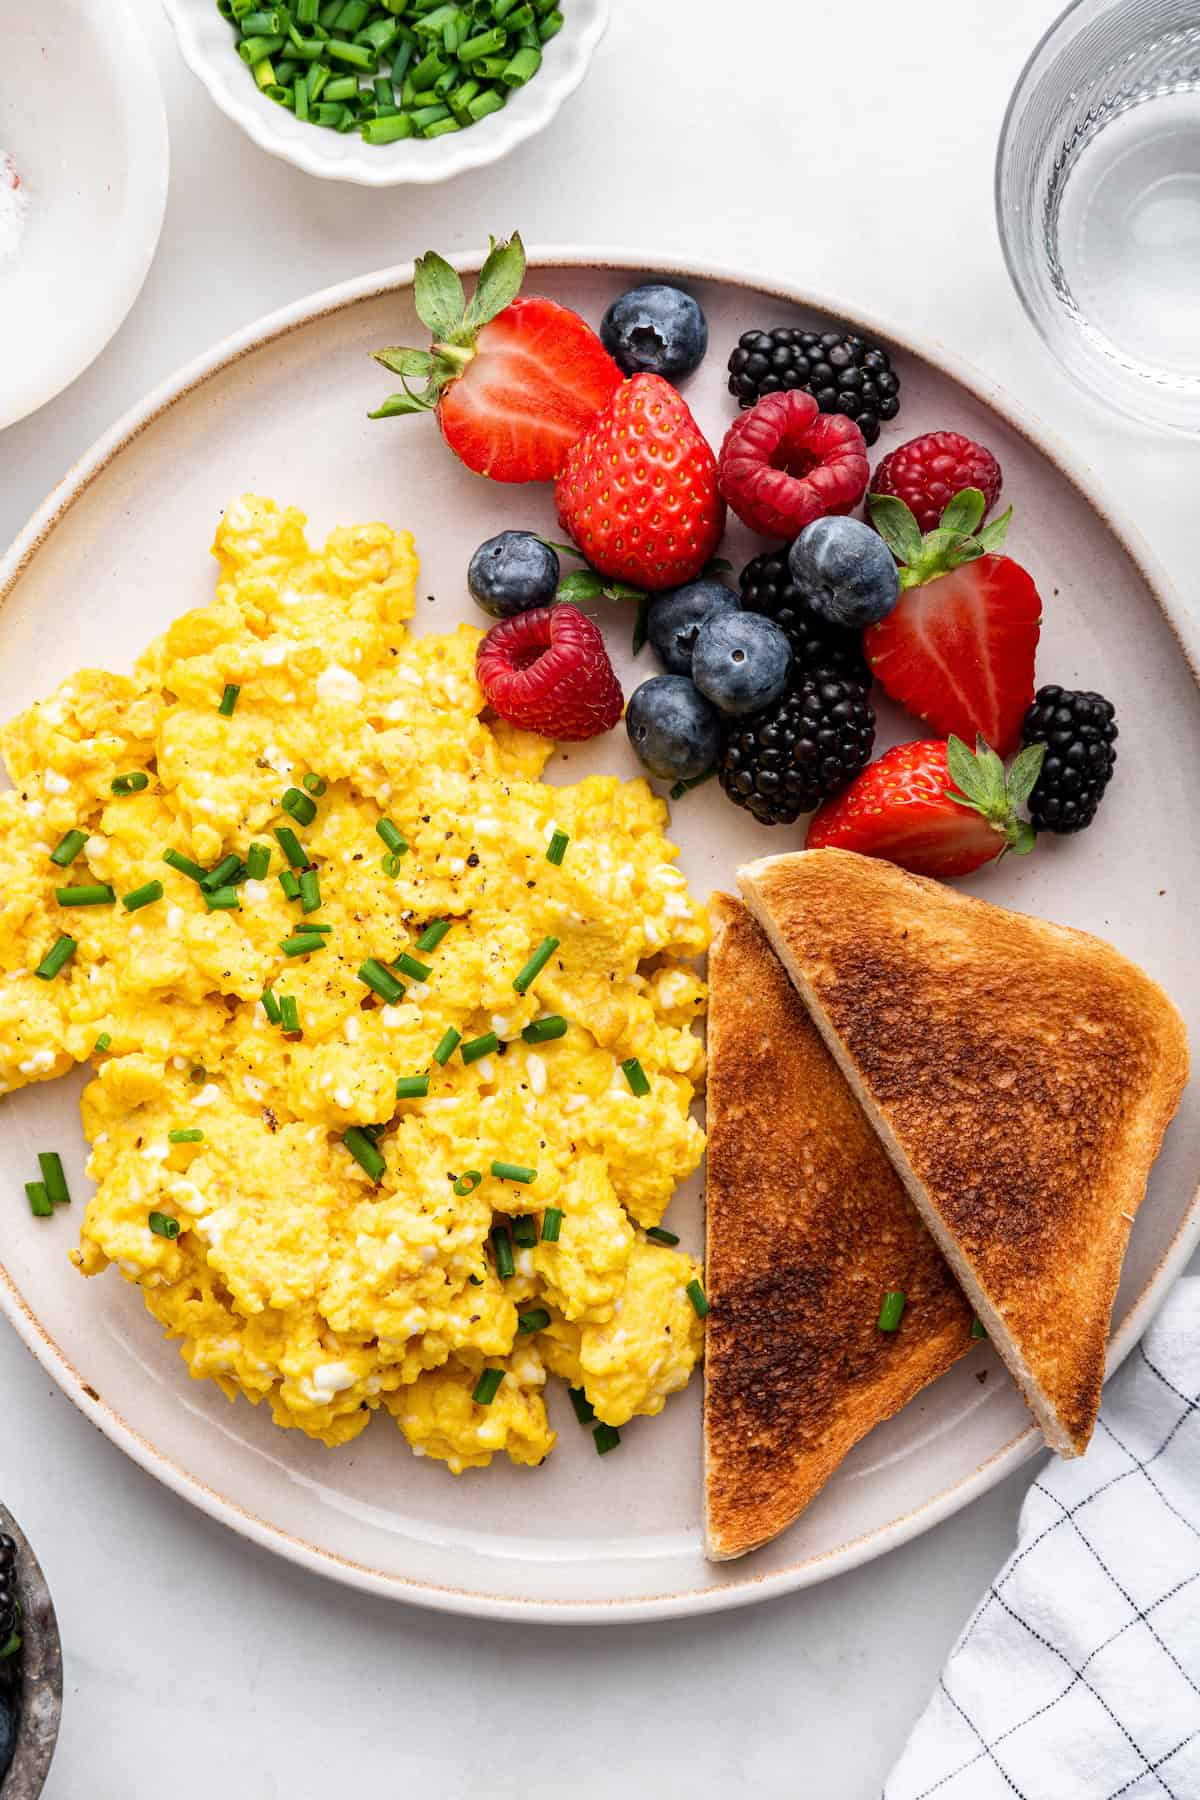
(3, 3), (1198, 1796)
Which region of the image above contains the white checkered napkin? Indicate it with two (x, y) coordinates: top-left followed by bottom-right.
(885, 1278), (1200, 1800)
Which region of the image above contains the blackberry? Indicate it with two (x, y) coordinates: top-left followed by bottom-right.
(727, 329), (900, 445)
(739, 550), (869, 683)
(1021, 685), (1118, 835)
(718, 667), (875, 826)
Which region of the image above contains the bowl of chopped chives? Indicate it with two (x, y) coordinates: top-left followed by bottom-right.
(162, 0), (609, 185)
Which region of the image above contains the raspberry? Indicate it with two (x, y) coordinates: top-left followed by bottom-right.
(870, 431), (1002, 533)
(476, 604), (623, 742)
(717, 392), (869, 540)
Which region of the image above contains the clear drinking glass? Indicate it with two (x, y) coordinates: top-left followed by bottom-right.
(997, 0), (1200, 433)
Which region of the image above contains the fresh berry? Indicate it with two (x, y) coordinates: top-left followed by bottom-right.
(647, 579), (740, 676)
(468, 530), (560, 617)
(600, 284), (708, 382)
(555, 374), (725, 591)
(0, 1538), (14, 1572)
(1021, 685), (1118, 834)
(871, 431), (1003, 533)
(865, 489), (1040, 756)
(727, 328), (900, 445)
(0, 1690), (13, 1784)
(718, 667), (875, 825)
(788, 516), (900, 629)
(717, 392), (869, 539)
(476, 605), (623, 741)
(692, 612), (792, 716)
(738, 550), (869, 683)
(626, 676), (721, 782)
(371, 234), (622, 483)
(808, 735), (1043, 877)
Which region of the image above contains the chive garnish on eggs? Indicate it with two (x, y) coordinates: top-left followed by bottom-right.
(454, 1170), (483, 1195)
(593, 1423), (620, 1455)
(462, 1031), (499, 1064)
(279, 995), (300, 1035)
(393, 951), (432, 982)
(282, 786), (317, 827)
(35, 935), (76, 980)
(376, 817), (407, 856)
(26, 1181), (53, 1218)
(274, 826), (308, 869)
(38, 1152), (70, 1207)
(512, 936), (558, 995)
(522, 1015), (567, 1043)
(433, 1028), (461, 1065)
(343, 1127), (386, 1183)
(111, 772), (149, 794)
(686, 1279), (709, 1319)
(473, 1368), (503, 1407)
(540, 1208), (563, 1242)
(218, 683), (240, 717)
(646, 1226), (680, 1246)
(163, 848), (209, 884)
(202, 853), (242, 892)
(517, 1307), (550, 1334)
(568, 1386), (594, 1425)
(168, 1128), (204, 1144)
(545, 829), (569, 865)
(246, 842), (271, 880)
(416, 918), (450, 953)
(621, 1057), (650, 1097)
(49, 829), (87, 868)
(491, 1224), (515, 1279)
(122, 880), (163, 912)
(281, 931), (326, 955)
(359, 958), (405, 1004)
(298, 869), (322, 913)
(395, 1074), (429, 1099)
(511, 1215), (538, 1247)
(55, 884), (114, 907)
(148, 1211), (180, 1239)
(492, 1160), (536, 1185)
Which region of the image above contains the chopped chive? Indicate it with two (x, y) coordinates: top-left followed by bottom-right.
(163, 848), (209, 884)
(646, 1226), (680, 1246)
(122, 880), (163, 913)
(512, 935), (559, 995)
(473, 1367), (503, 1406)
(492, 1160), (536, 1185)
(303, 921), (333, 933)
(593, 1423), (621, 1456)
(282, 786), (317, 826)
(111, 772), (149, 794)
(568, 1386), (594, 1425)
(278, 869), (301, 900)
(202, 853), (242, 893)
(512, 1214), (538, 1248)
(502, 43), (540, 85)
(393, 951), (431, 982)
(877, 1290), (906, 1333)
(517, 1307), (550, 1334)
(433, 1027), (461, 1065)
(25, 1181), (53, 1218)
(467, 86), (505, 121)
(279, 995), (300, 1034)
(49, 828), (87, 868)
(538, 6), (562, 38)
(38, 1152), (70, 1207)
(362, 112), (413, 142)
(358, 958), (405, 1004)
(261, 988), (281, 1024)
(461, 1031), (498, 1064)
(35, 935), (76, 980)
(218, 683), (240, 717)
(326, 36), (376, 67)
(971, 1317), (988, 1340)
(422, 114), (460, 136)
(343, 1127), (386, 1182)
(94, 1032), (111, 1053)
(686, 1279), (710, 1319)
(281, 931), (326, 955)
(416, 918), (451, 953)
(491, 1224), (514, 1279)
(394, 1074), (429, 1100)
(621, 1057), (650, 1097)
(302, 773), (327, 796)
(274, 826), (308, 869)
(522, 1014), (567, 1044)
(376, 817), (407, 855)
(204, 887), (242, 912)
(540, 1207), (563, 1242)
(246, 842), (271, 880)
(148, 1211), (180, 1239)
(294, 72), (310, 117)
(190, 1066), (207, 1084)
(545, 829), (569, 865)
(453, 1169), (482, 1195)
(298, 869), (322, 913)
(458, 24), (504, 57)
(55, 884), (114, 907)
(381, 851), (405, 878)
(168, 1128), (204, 1144)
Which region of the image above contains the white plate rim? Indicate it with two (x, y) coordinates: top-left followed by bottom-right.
(2, 247), (1197, 1624)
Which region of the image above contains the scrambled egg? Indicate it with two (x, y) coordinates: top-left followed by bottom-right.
(0, 497), (709, 1472)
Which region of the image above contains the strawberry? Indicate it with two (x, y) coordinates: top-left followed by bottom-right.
(370, 233), (622, 484)
(554, 374), (725, 591)
(806, 735), (1045, 879)
(864, 488), (1041, 756)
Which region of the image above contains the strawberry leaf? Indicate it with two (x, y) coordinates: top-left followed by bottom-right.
(975, 506), (1013, 554)
(973, 734), (1008, 796)
(464, 232), (525, 333)
(369, 392), (434, 419)
(1005, 741), (1046, 809)
(557, 570), (606, 602)
(538, 537), (586, 559)
(413, 250), (466, 341)
(1009, 818), (1038, 855)
(601, 580), (646, 602)
(372, 348), (436, 379)
(945, 733), (991, 804)
(868, 494), (922, 567)
(940, 487), (987, 537)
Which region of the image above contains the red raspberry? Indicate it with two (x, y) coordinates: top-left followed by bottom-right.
(717, 391), (869, 540)
(870, 431), (1002, 533)
(476, 604), (623, 742)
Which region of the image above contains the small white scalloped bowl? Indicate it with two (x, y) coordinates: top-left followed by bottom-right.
(162, 0), (609, 186)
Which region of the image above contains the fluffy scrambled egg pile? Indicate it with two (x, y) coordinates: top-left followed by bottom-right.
(0, 497), (710, 1471)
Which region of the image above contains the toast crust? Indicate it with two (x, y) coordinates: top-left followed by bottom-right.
(703, 894), (973, 1561)
(738, 849), (1190, 1456)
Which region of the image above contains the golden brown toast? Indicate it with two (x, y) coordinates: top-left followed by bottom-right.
(738, 849), (1190, 1457)
(703, 894), (974, 1561)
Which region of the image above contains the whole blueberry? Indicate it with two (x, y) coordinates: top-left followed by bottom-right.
(647, 579), (740, 676)
(626, 676), (721, 782)
(788, 517), (900, 629)
(468, 530), (560, 619)
(600, 284), (709, 382)
(691, 612), (792, 716)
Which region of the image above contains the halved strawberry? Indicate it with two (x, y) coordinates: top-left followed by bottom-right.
(370, 233), (623, 484)
(864, 489), (1041, 756)
(806, 735), (1045, 879)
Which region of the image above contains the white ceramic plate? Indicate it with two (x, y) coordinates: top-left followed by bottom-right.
(0, 0), (168, 431)
(1, 253), (1197, 1622)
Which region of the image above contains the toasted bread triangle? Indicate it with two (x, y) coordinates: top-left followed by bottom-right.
(738, 849), (1190, 1456)
(703, 894), (974, 1561)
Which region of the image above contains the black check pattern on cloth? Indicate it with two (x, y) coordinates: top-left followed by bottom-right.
(884, 1281), (1200, 1800)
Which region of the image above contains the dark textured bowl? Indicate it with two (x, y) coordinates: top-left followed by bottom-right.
(0, 1506), (61, 1800)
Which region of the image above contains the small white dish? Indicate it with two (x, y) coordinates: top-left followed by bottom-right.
(162, 0), (608, 186)
(0, 0), (169, 433)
